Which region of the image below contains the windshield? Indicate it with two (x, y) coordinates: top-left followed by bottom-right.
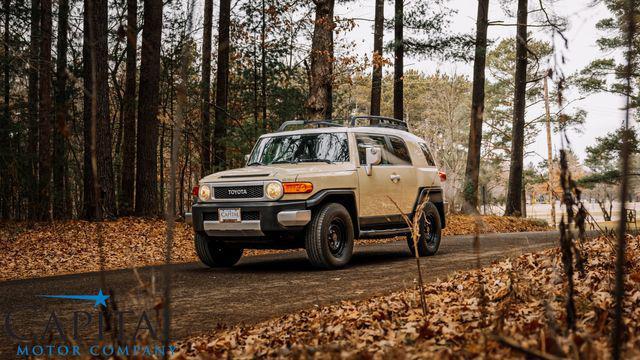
(248, 132), (350, 165)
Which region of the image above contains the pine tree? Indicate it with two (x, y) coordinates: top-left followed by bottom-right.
(213, 0), (231, 170)
(37, 0), (52, 220)
(119, 0), (137, 215)
(461, 0), (489, 214)
(134, 0), (163, 216)
(505, 0), (528, 217)
(370, 0), (384, 116)
(200, 0), (213, 175)
(305, 0), (335, 120)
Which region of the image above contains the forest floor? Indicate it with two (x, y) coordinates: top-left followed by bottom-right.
(0, 215), (550, 281)
(176, 234), (640, 359)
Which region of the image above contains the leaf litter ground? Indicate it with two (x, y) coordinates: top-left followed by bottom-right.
(0, 215), (549, 281)
(176, 234), (640, 359)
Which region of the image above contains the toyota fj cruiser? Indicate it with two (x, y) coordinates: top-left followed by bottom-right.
(186, 116), (446, 269)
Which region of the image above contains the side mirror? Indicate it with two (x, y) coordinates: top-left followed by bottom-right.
(244, 154), (250, 164)
(365, 146), (382, 176)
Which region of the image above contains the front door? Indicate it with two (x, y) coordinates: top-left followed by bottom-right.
(355, 133), (417, 228)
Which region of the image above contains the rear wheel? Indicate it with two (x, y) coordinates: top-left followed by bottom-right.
(305, 203), (354, 269)
(407, 202), (442, 257)
(194, 233), (244, 267)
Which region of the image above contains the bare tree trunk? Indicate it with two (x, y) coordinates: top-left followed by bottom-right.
(200, 0), (212, 176)
(27, 0), (39, 220)
(37, 0), (52, 221)
(305, 0), (335, 120)
(82, 0), (93, 219)
(505, 0), (528, 217)
(213, 0), (230, 171)
(260, 0), (267, 129)
(369, 0), (383, 116)
(119, 0), (137, 215)
(1, 0), (10, 219)
(159, 122), (165, 213)
(95, 0), (115, 217)
(252, 43), (259, 135)
(543, 74), (556, 227)
(392, 0), (403, 120)
(521, 185), (526, 217)
(461, 0), (489, 214)
(612, 1), (636, 358)
(82, 0), (115, 220)
(135, 0), (163, 215)
(53, 0), (69, 219)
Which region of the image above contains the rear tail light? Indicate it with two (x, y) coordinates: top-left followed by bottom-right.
(283, 182), (313, 194)
(192, 185), (199, 196)
(438, 171), (447, 182)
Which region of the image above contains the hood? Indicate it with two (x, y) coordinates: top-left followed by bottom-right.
(201, 163), (354, 183)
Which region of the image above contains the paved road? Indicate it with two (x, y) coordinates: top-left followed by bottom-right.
(0, 231), (566, 356)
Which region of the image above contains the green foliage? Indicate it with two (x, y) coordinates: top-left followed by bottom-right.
(483, 37), (585, 165)
(482, 37), (553, 163)
(386, 0), (474, 61)
(578, 170), (621, 187)
(584, 127), (640, 173)
(232, 0), (311, 133)
(574, 0), (640, 109)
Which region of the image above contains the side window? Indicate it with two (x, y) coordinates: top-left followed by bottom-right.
(387, 136), (412, 165)
(419, 143), (436, 166)
(356, 134), (389, 165)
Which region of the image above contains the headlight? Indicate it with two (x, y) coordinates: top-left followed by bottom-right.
(198, 184), (211, 201)
(265, 181), (283, 200)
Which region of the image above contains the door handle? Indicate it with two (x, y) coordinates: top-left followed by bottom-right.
(390, 174), (401, 183)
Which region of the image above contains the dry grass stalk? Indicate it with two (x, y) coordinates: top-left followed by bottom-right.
(473, 214), (488, 355)
(558, 149), (579, 332)
(388, 195), (427, 316)
(491, 334), (564, 360)
(612, 2), (637, 358)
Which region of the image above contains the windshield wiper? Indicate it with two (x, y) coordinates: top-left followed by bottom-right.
(296, 158), (333, 164)
(246, 161), (264, 166)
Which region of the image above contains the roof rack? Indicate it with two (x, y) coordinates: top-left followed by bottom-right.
(349, 115), (408, 131)
(276, 116), (409, 132)
(277, 119), (345, 132)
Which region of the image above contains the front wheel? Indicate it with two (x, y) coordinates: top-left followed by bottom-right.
(194, 233), (244, 268)
(407, 202), (442, 257)
(305, 203), (354, 269)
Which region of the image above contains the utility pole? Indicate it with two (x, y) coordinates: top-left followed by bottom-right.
(543, 72), (556, 228)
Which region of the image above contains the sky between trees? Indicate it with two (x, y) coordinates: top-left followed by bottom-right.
(337, 0), (629, 162)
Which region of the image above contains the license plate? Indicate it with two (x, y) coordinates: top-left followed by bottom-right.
(218, 208), (241, 223)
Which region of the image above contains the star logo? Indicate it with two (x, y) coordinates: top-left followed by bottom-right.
(39, 289), (110, 307)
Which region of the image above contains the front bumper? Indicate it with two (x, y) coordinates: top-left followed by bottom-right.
(188, 200), (311, 237)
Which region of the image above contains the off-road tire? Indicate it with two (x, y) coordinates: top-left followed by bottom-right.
(305, 203), (354, 269)
(195, 233), (244, 268)
(407, 202), (442, 257)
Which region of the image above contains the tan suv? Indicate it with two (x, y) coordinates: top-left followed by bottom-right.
(187, 116), (446, 269)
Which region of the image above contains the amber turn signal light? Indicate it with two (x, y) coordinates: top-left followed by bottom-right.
(438, 171), (447, 182)
(283, 182), (313, 194)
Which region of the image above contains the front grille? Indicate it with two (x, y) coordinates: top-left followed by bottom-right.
(202, 211), (259, 221)
(214, 185), (264, 199)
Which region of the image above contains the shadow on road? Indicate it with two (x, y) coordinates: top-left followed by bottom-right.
(185, 247), (413, 274)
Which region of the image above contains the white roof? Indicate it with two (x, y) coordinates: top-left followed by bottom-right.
(260, 126), (426, 144)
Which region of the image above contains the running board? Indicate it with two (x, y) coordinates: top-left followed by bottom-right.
(358, 227), (410, 239)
